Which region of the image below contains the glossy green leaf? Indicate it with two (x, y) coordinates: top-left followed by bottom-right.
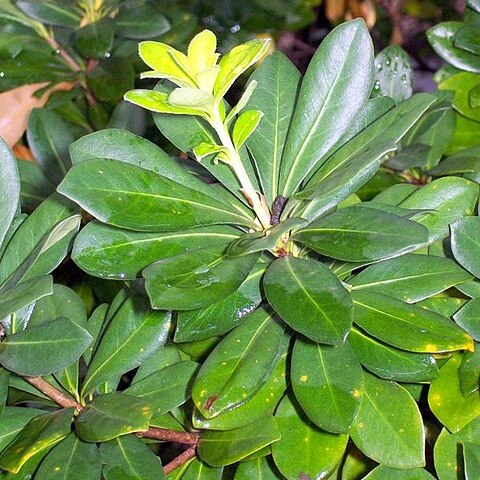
(363, 465), (435, 479)
(448, 112), (480, 153)
(264, 256), (352, 344)
(0, 408), (73, 474)
(175, 261), (265, 342)
(353, 291), (474, 353)
(232, 110), (263, 149)
(429, 353), (480, 433)
(464, 441), (480, 480)
(279, 19), (373, 195)
(115, 6), (170, 39)
(459, 349), (480, 396)
(0, 406), (44, 452)
(454, 298), (480, 341)
(133, 345), (183, 384)
(35, 433), (101, 480)
(293, 205), (428, 262)
(372, 45), (412, 102)
(292, 142), (396, 222)
(26, 109), (73, 185)
(292, 337), (364, 433)
(143, 246), (259, 311)
(74, 18), (113, 59)
(16, 1), (80, 27)
(58, 159), (254, 231)
(17, 159), (54, 212)
(235, 456), (281, 480)
(198, 416), (280, 467)
(125, 361), (198, 416)
(272, 395), (348, 480)
(73, 221), (239, 280)
(440, 72), (480, 122)
(350, 254), (472, 303)
(246, 52), (300, 204)
(351, 328), (438, 384)
(192, 308), (288, 418)
(428, 22), (480, 73)
(434, 418), (480, 480)
(0, 194), (78, 285)
(350, 373), (424, 468)
(468, 0), (480, 12)
(82, 303), (108, 366)
(182, 458), (223, 479)
(100, 434), (165, 480)
(0, 275), (52, 320)
(0, 316), (92, 376)
(81, 294), (171, 396)
(193, 353), (287, 431)
(452, 217), (480, 279)
(0, 139), (20, 251)
(76, 393), (152, 443)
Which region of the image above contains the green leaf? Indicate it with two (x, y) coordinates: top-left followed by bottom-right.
(0, 275), (53, 320)
(72, 221), (239, 280)
(428, 22), (480, 73)
(452, 217), (480, 279)
(82, 303), (108, 366)
(279, 19), (374, 196)
(175, 261), (265, 342)
(372, 45), (412, 102)
(246, 52), (301, 204)
(363, 465), (435, 479)
(454, 298), (480, 341)
(0, 408), (73, 474)
(182, 458), (223, 479)
(214, 38), (270, 100)
(468, 0), (480, 12)
(100, 434), (165, 480)
(459, 349), (480, 396)
(0, 194), (78, 285)
(143, 246), (259, 311)
(17, 159), (55, 211)
(308, 93), (435, 189)
(428, 353), (480, 433)
(352, 291), (474, 353)
(0, 316), (92, 376)
(264, 256), (352, 344)
(464, 441), (480, 480)
(81, 294), (170, 396)
(34, 433), (101, 480)
(293, 205), (428, 262)
(26, 109), (73, 186)
(115, 6), (170, 39)
(133, 345), (183, 384)
(235, 457), (281, 479)
(0, 138), (20, 250)
(192, 307), (288, 419)
(58, 159), (254, 231)
(440, 72), (480, 122)
(0, 406), (44, 452)
(232, 110), (263, 149)
(350, 373), (425, 468)
(434, 418), (480, 480)
(76, 393), (152, 443)
(0, 368), (8, 416)
(292, 142), (396, 222)
(88, 57), (135, 102)
(125, 361), (198, 416)
(198, 416), (280, 467)
(348, 327), (439, 382)
(272, 395), (348, 479)
(74, 18), (113, 59)
(349, 254), (472, 303)
(193, 353), (287, 431)
(16, 1), (81, 27)
(292, 337), (364, 433)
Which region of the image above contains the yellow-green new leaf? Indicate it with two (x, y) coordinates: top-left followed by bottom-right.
(232, 110), (263, 149)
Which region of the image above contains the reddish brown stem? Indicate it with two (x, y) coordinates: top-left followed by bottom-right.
(139, 427), (199, 445)
(163, 446), (197, 475)
(45, 36), (82, 72)
(24, 376), (83, 412)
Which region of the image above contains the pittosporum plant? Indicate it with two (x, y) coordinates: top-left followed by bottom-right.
(0, 17), (479, 480)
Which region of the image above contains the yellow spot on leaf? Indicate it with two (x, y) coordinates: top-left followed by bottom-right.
(54, 467), (61, 472)
(300, 375), (308, 382)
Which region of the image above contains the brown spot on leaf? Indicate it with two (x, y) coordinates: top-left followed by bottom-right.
(204, 394), (217, 412)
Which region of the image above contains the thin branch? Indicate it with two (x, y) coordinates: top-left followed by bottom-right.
(23, 376), (83, 412)
(45, 35), (83, 72)
(163, 446), (197, 475)
(139, 427), (199, 445)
